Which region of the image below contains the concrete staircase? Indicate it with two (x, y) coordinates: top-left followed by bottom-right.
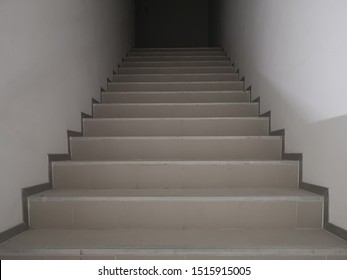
(1, 47), (347, 260)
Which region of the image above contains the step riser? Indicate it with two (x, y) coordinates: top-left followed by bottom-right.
(122, 61), (232, 67)
(93, 104), (258, 118)
(118, 67), (234, 74)
(53, 162), (299, 190)
(83, 119), (269, 137)
(70, 137), (282, 161)
(108, 82), (243, 92)
(29, 200), (322, 230)
(113, 74), (239, 83)
(129, 51), (226, 57)
(125, 56), (228, 62)
(102, 92), (250, 103)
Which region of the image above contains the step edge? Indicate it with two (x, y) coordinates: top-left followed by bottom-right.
(125, 56), (228, 59)
(114, 73), (238, 77)
(94, 102), (256, 106)
(29, 196), (323, 203)
(83, 117), (268, 122)
(109, 81), (243, 85)
(119, 66), (235, 69)
(1, 248), (346, 257)
(52, 160), (299, 166)
(123, 60), (231, 63)
(102, 90), (250, 95)
(70, 136), (282, 140)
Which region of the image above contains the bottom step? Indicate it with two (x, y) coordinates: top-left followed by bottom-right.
(1, 229), (346, 260)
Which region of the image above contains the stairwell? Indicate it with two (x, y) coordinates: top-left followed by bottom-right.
(1, 47), (347, 260)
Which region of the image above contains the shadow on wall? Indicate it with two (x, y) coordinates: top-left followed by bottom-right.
(135, 0), (209, 47)
(297, 115), (347, 227)
(209, 0), (347, 230)
(242, 70), (347, 228)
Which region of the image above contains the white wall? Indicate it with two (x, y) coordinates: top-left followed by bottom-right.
(214, 0), (347, 229)
(0, 0), (134, 233)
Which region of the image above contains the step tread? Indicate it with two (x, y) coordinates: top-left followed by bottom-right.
(29, 188), (322, 202)
(1, 229), (346, 258)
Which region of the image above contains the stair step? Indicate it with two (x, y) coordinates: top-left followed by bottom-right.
(1, 228), (346, 260)
(70, 136), (282, 161)
(126, 56), (228, 62)
(122, 61), (232, 67)
(102, 91), (250, 103)
(118, 66), (235, 74)
(108, 81), (243, 92)
(83, 117), (269, 137)
(28, 188), (322, 230)
(131, 47), (224, 52)
(93, 103), (258, 118)
(53, 160), (299, 190)
(128, 51), (227, 57)
(113, 73), (239, 83)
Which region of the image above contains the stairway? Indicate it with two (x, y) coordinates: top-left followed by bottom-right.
(1, 47), (347, 260)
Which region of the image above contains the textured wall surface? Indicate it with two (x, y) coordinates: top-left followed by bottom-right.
(213, 0), (347, 229)
(0, 0), (134, 232)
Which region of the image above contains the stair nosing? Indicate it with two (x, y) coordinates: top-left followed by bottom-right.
(123, 60), (231, 63)
(53, 160), (299, 166)
(29, 196), (322, 203)
(94, 102), (255, 106)
(102, 90), (249, 94)
(83, 117), (268, 122)
(125, 55), (228, 58)
(70, 136), (281, 140)
(119, 66), (234, 69)
(109, 81), (242, 85)
(113, 73), (238, 77)
(30, 188), (322, 203)
(131, 47), (223, 50)
(128, 51), (226, 54)
(2, 247), (346, 257)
